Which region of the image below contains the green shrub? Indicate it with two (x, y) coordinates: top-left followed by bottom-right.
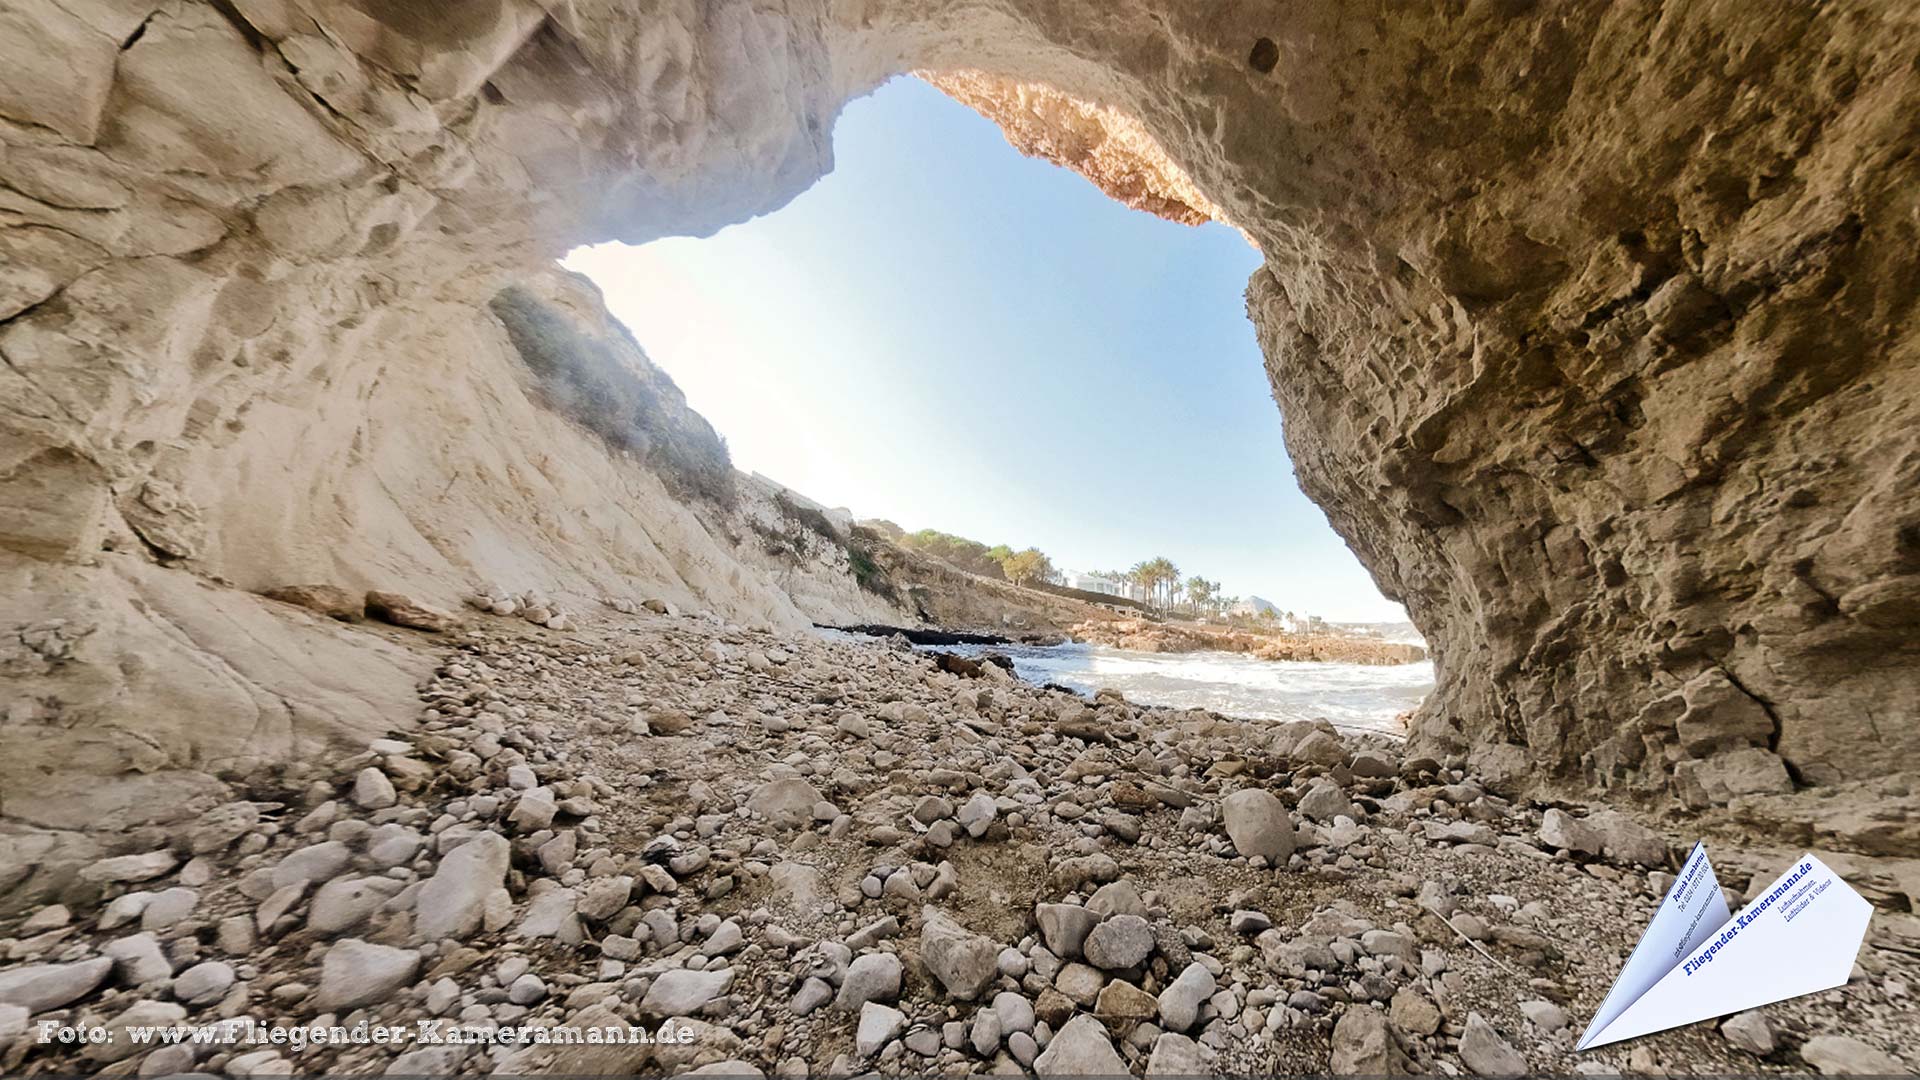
(490, 285), (736, 507)
(774, 492), (840, 543)
(847, 540), (901, 601)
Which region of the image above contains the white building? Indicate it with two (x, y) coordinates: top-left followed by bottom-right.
(1065, 570), (1129, 597)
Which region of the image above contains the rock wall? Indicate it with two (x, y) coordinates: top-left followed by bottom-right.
(2, 0), (1915, 815)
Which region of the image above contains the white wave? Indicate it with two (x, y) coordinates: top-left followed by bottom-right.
(912, 639), (1434, 736)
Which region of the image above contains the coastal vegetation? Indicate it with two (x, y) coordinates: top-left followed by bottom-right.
(864, 523), (1061, 587)
(870, 524), (1324, 626)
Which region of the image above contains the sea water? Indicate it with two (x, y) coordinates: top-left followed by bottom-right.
(919, 639), (1433, 737)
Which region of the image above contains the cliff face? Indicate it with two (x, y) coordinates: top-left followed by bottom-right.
(851, 531), (1118, 638)
(1, 0), (1915, 817)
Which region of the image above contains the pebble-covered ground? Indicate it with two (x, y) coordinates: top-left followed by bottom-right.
(1, 603), (1915, 1076)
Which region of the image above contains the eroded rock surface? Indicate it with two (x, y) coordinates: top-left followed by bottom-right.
(1, 2), (1915, 829)
(0, 614), (1912, 1076)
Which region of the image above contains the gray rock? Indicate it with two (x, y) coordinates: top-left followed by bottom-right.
(1581, 809), (1668, 866)
(994, 990), (1036, 1034)
(703, 920), (745, 957)
(1460, 1012), (1527, 1075)
(0, 957), (113, 1013)
(856, 1001), (906, 1057)
(748, 778), (827, 828)
(912, 795), (954, 823)
(1330, 1008), (1398, 1074)
(1538, 808), (1602, 855)
(683, 1062), (761, 1078)
(1086, 881), (1147, 919)
(1297, 780), (1356, 823)
(1083, 914), (1153, 970)
(80, 850), (177, 884)
(98, 892), (154, 931)
(1360, 929), (1415, 962)
(189, 802), (260, 855)
(920, 908), (999, 1001)
(846, 915), (900, 951)
(1050, 852), (1121, 891)
(1720, 1010), (1774, 1056)
(386, 1045), (472, 1075)
(1055, 962), (1105, 1006)
(791, 977), (832, 1016)
(1035, 903), (1099, 959)
(508, 973), (547, 1005)
(255, 882), (307, 934)
(1230, 909), (1272, 935)
(1157, 962), (1215, 1033)
(0, 1004), (27, 1043)
(904, 1025), (941, 1057)
(353, 766), (397, 809)
(957, 791), (998, 837)
(1009, 1030), (1040, 1066)
(577, 876), (633, 922)
(970, 1007), (1004, 1055)
(515, 887), (580, 940)
(997, 947), (1030, 979)
(309, 877), (400, 936)
(1146, 1031), (1207, 1076)
(1034, 1013), (1128, 1075)
(173, 961), (236, 1005)
(1222, 788), (1295, 861)
(139, 887), (199, 931)
(1260, 930), (1338, 974)
(768, 861), (831, 916)
(1519, 999), (1567, 1032)
(1350, 749), (1399, 778)
(1390, 986), (1442, 1036)
(367, 824), (425, 868)
(229, 1049), (292, 1077)
(836, 952), (903, 1010)
(1291, 729), (1350, 766)
(102, 933), (172, 985)
(271, 841), (353, 890)
(1800, 1035), (1904, 1075)
(1676, 748), (1795, 808)
(87, 1000), (187, 1063)
(314, 939), (420, 1012)
(507, 788), (558, 832)
(1423, 820), (1498, 846)
(640, 968), (733, 1016)
(414, 832), (508, 942)
(536, 830), (576, 875)
(1674, 669), (1775, 754)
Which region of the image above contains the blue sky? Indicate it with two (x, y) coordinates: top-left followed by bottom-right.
(565, 77), (1405, 622)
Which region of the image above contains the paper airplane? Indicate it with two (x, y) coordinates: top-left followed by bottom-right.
(1577, 844), (1873, 1050)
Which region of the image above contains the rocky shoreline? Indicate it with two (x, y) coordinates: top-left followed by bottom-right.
(1, 607), (1912, 1077)
(1072, 619), (1429, 667)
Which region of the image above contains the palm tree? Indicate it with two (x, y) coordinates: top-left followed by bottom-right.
(1128, 561), (1155, 608)
(1185, 575), (1212, 617)
(1157, 558), (1181, 613)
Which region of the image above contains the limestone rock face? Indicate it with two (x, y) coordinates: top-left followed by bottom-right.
(1, 0), (1915, 819)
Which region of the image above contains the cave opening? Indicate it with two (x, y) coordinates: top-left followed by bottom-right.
(561, 75), (1409, 632)
(554, 73), (1432, 731)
